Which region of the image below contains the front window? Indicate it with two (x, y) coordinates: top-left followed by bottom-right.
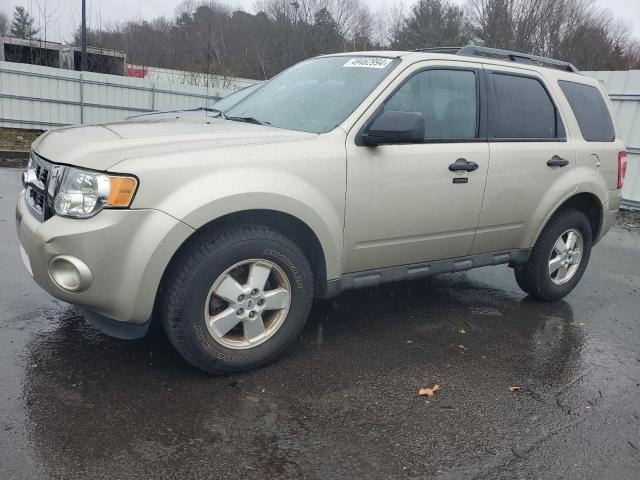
(382, 69), (478, 141)
(225, 56), (400, 134)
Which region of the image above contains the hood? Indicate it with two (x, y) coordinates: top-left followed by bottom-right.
(32, 118), (315, 171)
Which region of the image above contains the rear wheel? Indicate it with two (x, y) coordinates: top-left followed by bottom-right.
(515, 209), (593, 301)
(160, 225), (314, 374)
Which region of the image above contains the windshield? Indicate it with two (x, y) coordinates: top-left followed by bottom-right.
(214, 83), (262, 112)
(224, 56), (399, 134)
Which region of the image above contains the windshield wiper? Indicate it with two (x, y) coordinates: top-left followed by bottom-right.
(193, 107), (222, 114)
(224, 115), (270, 126)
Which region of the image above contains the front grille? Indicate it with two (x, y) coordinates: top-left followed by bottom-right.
(24, 153), (53, 222)
(29, 188), (45, 212)
(35, 163), (49, 185)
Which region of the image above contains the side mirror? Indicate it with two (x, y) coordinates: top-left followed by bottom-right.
(361, 111), (425, 146)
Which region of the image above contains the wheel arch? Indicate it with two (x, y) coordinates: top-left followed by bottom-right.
(534, 191), (604, 246)
(157, 209), (331, 307)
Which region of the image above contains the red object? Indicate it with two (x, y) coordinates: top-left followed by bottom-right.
(618, 151), (628, 190)
(126, 67), (147, 78)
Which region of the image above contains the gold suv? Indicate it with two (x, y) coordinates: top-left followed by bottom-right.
(17, 46), (626, 373)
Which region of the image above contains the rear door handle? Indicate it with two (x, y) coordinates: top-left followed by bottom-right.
(449, 159), (479, 172)
(547, 156), (570, 168)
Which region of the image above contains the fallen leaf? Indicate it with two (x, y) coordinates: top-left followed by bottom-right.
(418, 384), (441, 397)
(458, 328), (466, 334)
(508, 385), (522, 393)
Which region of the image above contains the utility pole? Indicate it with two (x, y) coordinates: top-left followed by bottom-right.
(81, 0), (87, 71)
(288, 1), (300, 67)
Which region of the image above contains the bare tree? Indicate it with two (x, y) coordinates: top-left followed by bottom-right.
(35, 0), (61, 42)
(465, 0), (640, 69)
(78, 0), (640, 79)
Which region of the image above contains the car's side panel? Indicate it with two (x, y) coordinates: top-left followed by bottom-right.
(120, 130), (347, 280)
(470, 65), (579, 253)
(560, 80), (625, 191)
(471, 141), (579, 252)
(531, 71), (624, 245)
(343, 60), (490, 272)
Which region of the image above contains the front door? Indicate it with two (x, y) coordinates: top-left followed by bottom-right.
(344, 63), (489, 273)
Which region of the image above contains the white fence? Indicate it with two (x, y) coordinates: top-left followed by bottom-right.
(0, 61), (255, 130)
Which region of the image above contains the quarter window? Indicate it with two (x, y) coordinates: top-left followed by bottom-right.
(489, 73), (561, 140)
(558, 80), (615, 142)
(382, 69), (478, 141)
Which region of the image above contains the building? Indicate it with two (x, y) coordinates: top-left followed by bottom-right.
(0, 36), (62, 68)
(62, 44), (126, 76)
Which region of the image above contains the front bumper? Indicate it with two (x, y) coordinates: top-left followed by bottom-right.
(16, 191), (194, 330)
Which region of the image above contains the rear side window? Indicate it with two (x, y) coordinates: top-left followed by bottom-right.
(489, 73), (562, 140)
(558, 80), (615, 142)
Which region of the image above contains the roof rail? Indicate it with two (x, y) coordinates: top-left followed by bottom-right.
(456, 45), (579, 73)
(412, 46), (462, 54)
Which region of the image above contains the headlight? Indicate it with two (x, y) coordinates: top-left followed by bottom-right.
(54, 167), (138, 218)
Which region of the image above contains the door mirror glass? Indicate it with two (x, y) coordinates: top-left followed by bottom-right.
(362, 111), (425, 146)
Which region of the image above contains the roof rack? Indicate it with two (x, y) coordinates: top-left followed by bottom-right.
(456, 45), (579, 73)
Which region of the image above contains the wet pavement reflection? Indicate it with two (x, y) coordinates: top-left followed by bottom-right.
(1, 168), (639, 479)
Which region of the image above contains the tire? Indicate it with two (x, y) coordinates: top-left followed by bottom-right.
(160, 224), (314, 374)
(514, 209), (593, 302)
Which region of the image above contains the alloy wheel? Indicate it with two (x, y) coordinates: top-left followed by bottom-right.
(204, 259), (291, 349)
(548, 228), (584, 286)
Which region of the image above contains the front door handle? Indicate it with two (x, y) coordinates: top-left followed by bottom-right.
(547, 156), (570, 168)
(449, 159), (479, 172)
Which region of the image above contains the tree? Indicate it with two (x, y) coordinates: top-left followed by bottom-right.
(466, 0), (640, 70)
(467, 0), (515, 49)
(10, 6), (39, 39)
(0, 12), (9, 36)
(391, 0), (472, 50)
(72, 0), (640, 79)
(312, 8), (343, 53)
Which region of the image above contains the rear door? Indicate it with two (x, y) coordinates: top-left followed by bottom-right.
(470, 66), (578, 254)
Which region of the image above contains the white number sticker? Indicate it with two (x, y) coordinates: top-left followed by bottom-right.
(343, 57), (392, 69)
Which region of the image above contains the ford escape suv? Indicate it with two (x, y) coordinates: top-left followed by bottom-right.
(16, 46), (626, 373)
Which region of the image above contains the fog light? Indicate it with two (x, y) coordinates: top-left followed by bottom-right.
(48, 255), (93, 292)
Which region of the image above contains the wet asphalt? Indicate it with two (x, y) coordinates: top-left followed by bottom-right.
(1, 166), (639, 479)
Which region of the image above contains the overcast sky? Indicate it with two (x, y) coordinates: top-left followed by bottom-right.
(3, 0), (640, 42)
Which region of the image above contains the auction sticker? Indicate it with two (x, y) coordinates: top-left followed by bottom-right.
(343, 57), (392, 69)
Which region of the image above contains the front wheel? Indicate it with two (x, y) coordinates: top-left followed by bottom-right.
(515, 209), (593, 301)
(160, 225), (314, 374)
